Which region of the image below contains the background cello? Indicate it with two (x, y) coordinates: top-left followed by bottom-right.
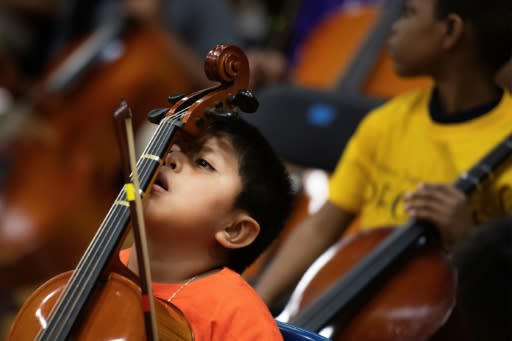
(276, 131), (512, 340)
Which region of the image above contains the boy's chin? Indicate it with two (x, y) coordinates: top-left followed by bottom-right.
(392, 63), (425, 78)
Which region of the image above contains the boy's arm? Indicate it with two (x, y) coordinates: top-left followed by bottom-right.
(255, 201), (355, 308)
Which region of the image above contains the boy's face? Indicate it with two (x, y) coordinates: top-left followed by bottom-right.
(388, 0), (445, 76)
(144, 135), (243, 245)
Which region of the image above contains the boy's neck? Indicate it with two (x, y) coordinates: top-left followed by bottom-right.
(150, 258), (223, 283)
(434, 66), (501, 114)
(429, 85), (503, 123)
(127, 244), (225, 283)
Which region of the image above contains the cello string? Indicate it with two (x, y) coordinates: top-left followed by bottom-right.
(80, 109), (188, 272)
(75, 111), (186, 271)
(48, 104), (196, 336)
(34, 109), (191, 335)
(42, 109), (189, 332)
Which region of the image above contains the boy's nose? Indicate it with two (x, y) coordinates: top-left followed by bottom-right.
(165, 152), (183, 172)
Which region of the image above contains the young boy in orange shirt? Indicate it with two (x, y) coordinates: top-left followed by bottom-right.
(121, 116), (293, 340)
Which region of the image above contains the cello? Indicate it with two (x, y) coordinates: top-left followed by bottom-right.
(278, 132), (512, 340)
(291, 0), (431, 96)
(7, 44), (257, 340)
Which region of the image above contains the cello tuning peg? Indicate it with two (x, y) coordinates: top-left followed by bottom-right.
(228, 90), (259, 113)
(205, 106), (239, 119)
(168, 94), (185, 104)
(147, 108), (169, 124)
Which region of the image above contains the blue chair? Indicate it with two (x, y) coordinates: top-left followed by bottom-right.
(277, 321), (332, 341)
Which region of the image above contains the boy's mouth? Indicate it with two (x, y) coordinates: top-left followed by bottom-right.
(153, 174), (169, 192)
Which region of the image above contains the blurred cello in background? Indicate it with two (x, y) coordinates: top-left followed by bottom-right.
(291, 0), (431, 94)
(0, 5), (208, 300)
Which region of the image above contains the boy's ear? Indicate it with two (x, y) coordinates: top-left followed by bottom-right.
(215, 213), (260, 249)
(442, 14), (465, 50)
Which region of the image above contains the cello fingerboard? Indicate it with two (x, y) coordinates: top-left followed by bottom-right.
(36, 112), (180, 340)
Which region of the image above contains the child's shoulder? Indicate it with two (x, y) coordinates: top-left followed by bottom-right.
(199, 268), (280, 333)
(377, 86), (432, 114)
(215, 268), (263, 297)
(360, 86), (432, 129)
(206, 268), (273, 309)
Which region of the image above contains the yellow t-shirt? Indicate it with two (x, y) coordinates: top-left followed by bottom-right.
(329, 87), (512, 230)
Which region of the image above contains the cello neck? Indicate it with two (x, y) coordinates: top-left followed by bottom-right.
(292, 132), (512, 331)
(36, 112), (180, 340)
(335, 0), (404, 95)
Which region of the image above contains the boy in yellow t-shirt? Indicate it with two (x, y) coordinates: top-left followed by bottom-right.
(255, 0), (512, 310)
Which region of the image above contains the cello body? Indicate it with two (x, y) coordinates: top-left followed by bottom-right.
(282, 228), (456, 341)
(8, 270), (194, 340)
(281, 131), (512, 340)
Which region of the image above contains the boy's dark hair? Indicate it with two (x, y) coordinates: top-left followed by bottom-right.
(452, 215), (512, 341)
(434, 0), (512, 72)
(201, 116), (294, 273)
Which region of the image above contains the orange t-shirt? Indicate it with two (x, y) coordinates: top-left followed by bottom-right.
(120, 249), (283, 340)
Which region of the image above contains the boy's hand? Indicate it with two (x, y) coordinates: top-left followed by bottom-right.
(403, 183), (475, 247)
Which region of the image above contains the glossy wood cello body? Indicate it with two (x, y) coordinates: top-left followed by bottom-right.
(8, 44), (255, 339)
(281, 228), (457, 341)
(0, 16), (208, 289)
(9, 269), (194, 340)
(280, 133), (512, 340)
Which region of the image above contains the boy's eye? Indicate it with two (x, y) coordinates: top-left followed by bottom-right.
(195, 158), (213, 170)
